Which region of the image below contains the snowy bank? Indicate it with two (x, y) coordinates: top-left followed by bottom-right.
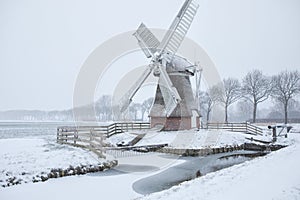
(140, 132), (300, 200)
(0, 152), (184, 200)
(0, 138), (115, 187)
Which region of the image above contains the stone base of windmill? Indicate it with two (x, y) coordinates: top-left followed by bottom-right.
(150, 117), (199, 131)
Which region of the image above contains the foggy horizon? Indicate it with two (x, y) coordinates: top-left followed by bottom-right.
(1, 0), (300, 111)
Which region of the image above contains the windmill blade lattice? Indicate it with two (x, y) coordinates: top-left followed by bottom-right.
(158, 0), (199, 62)
(133, 23), (161, 58)
(120, 66), (154, 112)
(158, 66), (181, 117)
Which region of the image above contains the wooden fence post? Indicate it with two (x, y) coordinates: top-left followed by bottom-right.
(65, 130), (68, 143)
(57, 128), (59, 143)
(74, 130), (77, 145)
(90, 128), (93, 144)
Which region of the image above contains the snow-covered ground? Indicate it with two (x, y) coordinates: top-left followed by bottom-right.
(1, 123), (300, 200)
(110, 124), (297, 149)
(108, 131), (137, 146)
(0, 138), (105, 187)
(109, 129), (249, 149)
(0, 151), (184, 200)
(140, 131), (300, 200)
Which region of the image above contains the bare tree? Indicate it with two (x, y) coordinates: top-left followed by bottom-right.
(242, 70), (272, 123)
(271, 70), (300, 123)
(288, 99), (300, 118)
(199, 88), (218, 123)
(268, 99), (300, 119)
(141, 97), (154, 121)
(96, 95), (112, 121)
(129, 103), (142, 121)
(213, 78), (241, 123)
(199, 91), (212, 123)
(234, 100), (253, 122)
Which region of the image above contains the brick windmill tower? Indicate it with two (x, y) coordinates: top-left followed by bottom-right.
(120, 0), (200, 130)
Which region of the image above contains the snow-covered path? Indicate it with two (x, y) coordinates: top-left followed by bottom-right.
(134, 129), (247, 148)
(141, 133), (300, 200)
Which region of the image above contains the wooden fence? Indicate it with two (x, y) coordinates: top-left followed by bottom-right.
(56, 122), (150, 157)
(205, 122), (263, 135)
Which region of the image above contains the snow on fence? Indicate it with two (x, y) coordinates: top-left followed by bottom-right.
(56, 122), (150, 157)
(205, 122), (263, 135)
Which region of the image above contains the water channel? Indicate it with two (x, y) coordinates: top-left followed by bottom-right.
(132, 150), (267, 195)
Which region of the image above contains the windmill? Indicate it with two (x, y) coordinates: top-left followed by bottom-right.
(120, 0), (200, 130)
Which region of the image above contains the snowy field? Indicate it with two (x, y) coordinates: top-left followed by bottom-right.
(1, 122), (300, 200)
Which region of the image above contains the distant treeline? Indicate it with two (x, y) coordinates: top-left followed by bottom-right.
(0, 110), (74, 121)
(0, 96), (154, 122)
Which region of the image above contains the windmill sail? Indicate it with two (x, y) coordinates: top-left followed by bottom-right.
(120, 66), (153, 112)
(158, 66), (181, 117)
(158, 0), (199, 62)
(134, 23), (160, 58)
(121, 0), (198, 117)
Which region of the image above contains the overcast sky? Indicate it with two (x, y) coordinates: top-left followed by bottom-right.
(0, 0), (299, 111)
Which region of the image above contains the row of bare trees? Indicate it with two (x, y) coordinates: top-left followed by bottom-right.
(128, 98), (154, 121)
(95, 96), (154, 121)
(200, 70), (300, 124)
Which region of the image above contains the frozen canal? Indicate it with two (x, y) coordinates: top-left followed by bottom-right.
(133, 150), (264, 194)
